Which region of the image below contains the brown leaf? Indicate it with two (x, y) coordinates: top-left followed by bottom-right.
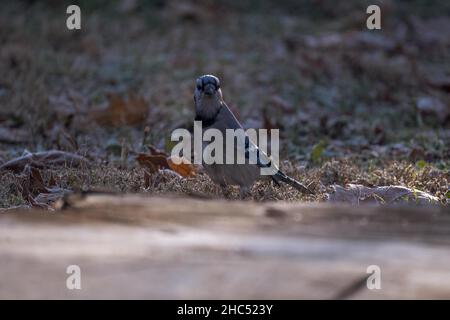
(18, 166), (71, 209)
(92, 93), (148, 127)
(328, 184), (439, 206)
(135, 153), (170, 173)
(0, 150), (89, 173)
(19, 166), (48, 197)
(167, 156), (197, 177)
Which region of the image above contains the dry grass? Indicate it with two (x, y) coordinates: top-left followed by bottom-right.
(1, 159), (448, 208)
(0, 0), (449, 208)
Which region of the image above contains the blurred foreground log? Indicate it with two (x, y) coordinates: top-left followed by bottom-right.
(1, 194), (449, 299)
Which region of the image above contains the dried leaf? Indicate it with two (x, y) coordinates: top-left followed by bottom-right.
(135, 153), (170, 173)
(167, 156), (197, 177)
(0, 150), (89, 172)
(18, 166), (71, 210)
(427, 74), (450, 93)
(92, 93), (148, 127)
(19, 166), (48, 197)
(328, 184), (439, 206)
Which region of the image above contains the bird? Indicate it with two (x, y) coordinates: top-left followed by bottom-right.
(193, 74), (313, 198)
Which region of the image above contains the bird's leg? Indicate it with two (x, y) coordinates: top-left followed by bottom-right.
(239, 186), (252, 200)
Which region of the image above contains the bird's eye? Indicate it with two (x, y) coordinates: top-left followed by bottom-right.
(196, 79), (203, 90)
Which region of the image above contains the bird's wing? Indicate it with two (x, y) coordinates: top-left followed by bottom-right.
(216, 102), (313, 193)
(243, 135), (276, 170)
(217, 102), (278, 171)
(217, 102), (243, 130)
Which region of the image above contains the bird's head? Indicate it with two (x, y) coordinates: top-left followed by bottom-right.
(194, 74), (223, 119)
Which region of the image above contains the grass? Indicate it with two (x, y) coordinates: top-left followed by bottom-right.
(0, 0), (448, 207)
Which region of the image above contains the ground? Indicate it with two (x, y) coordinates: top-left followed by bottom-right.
(0, 0), (449, 208)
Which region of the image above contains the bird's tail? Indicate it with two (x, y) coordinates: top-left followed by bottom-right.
(274, 171), (314, 194)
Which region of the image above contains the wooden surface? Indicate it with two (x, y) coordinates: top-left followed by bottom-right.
(1, 194), (449, 299)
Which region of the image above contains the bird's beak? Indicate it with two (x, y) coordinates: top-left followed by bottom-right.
(204, 84), (216, 96)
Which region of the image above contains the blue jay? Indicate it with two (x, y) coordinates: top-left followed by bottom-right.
(193, 74), (313, 198)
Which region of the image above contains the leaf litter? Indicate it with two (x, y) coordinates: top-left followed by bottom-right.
(328, 184), (440, 206)
(0, 150), (90, 173)
(0, 2), (449, 208)
(16, 165), (71, 210)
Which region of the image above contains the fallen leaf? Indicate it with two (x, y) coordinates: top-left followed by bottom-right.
(136, 146), (197, 178)
(18, 165), (71, 209)
(167, 156), (196, 177)
(19, 166), (48, 197)
(135, 153), (170, 173)
(92, 93), (148, 127)
(328, 184), (439, 206)
(0, 150), (89, 172)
